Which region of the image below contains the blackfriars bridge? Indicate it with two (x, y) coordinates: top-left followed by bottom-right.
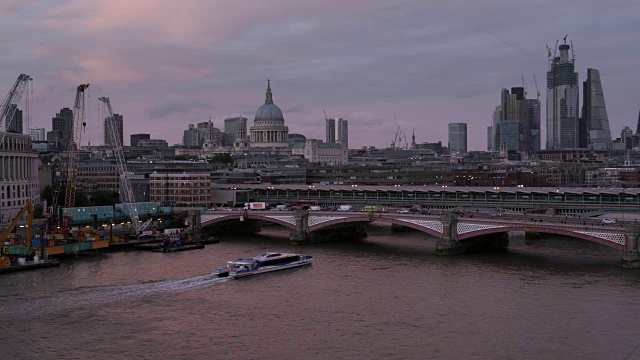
(199, 210), (640, 269)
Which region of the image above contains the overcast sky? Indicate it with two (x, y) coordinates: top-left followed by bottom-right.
(2, 0), (639, 149)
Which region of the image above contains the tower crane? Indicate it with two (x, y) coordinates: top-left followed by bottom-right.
(0, 74), (32, 149)
(63, 84), (90, 208)
(99, 96), (149, 235)
(533, 74), (541, 102)
(521, 74), (527, 98)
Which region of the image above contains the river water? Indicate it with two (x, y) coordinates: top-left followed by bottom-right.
(1, 226), (640, 360)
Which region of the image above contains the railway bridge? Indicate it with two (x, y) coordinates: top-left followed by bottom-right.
(200, 210), (640, 268)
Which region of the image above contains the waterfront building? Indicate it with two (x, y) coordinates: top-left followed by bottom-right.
(104, 113), (124, 147)
(77, 161), (120, 194)
(547, 39), (580, 149)
(149, 172), (211, 206)
(326, 118), (335, 143)
(249, 80), (289, 148)
(130, 133), (150, 147)
(0, 131), (40, 222)
(29, 127), (45, 142)
(448, 123), (467, 154)
(119, 173), (149, 203)
(337, 118), (349, 149)
(582, 68), (612, 150)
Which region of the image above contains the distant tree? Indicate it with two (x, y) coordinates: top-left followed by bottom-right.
(174, 155), (188, 161)
(208, 153), (233, 164)
(40, 153), (55, 164)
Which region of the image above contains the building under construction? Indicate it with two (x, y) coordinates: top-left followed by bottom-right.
(546, 37), (580, 150)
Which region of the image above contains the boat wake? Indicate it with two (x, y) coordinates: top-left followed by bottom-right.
(4, 274), (228, 317)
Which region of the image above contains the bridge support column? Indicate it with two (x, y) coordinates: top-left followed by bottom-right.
(289, 209), (311, 244)
(189, 210), (202, 238)
(622, 227), (640, 269)
(436, 214), (465, 255)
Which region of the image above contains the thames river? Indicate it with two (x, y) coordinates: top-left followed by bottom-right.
(1, 226), (640, 360)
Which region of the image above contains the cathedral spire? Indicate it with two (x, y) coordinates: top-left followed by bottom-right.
(265, 79), (273, 105)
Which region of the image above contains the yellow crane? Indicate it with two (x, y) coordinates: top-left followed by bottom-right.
(0, 202), (33, 269)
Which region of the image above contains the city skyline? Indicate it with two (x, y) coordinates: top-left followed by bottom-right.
(1, 1), (639, 149)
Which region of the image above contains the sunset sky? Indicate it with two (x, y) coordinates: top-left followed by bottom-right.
(2, 0), (639, 149)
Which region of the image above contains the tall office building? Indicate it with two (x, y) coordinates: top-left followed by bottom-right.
(490, 105), (502, 152)
(492, 87), (536, 154)
(622, 126), (633, 149)
(547, 39), (580, 149)
(183, 124), (200, 146)
(499, 120), (520, 152)
(527, 99), (541, 153)
(582, 68), (612, 150)
(487, 125), (495, 151)
(325, 118), (336, 143)
(104, 113), (124, 146)
(47, 107), (73, 151)
(224, 117), (248, 146)
(29, 127), (45, 141)
(337, 118), (348, 149)
(4, 105), (22, 133)
(130, 133), (150, 147)
(448, 123), (467, 154)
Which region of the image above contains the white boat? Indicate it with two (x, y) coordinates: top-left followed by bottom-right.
(213, 252), (313, 278)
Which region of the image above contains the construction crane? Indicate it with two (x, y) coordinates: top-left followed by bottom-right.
(390, 114), (401, 149)
(63, 84), (90, 209)
(533, 74), (541, 102)
(0, 202), (33, 269)
(521, 74), (527, 98)
(98, 96), (149, 235)
(0, 74), (32, 149)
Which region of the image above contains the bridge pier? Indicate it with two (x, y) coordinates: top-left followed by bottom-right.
(290, 209), (311, 244)
(436, 214), (465, 255)
(622, 227), (640, 269)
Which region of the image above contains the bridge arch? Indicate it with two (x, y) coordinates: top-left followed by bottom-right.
(457, 225), (626, 251)
(201, 213), (297, 230)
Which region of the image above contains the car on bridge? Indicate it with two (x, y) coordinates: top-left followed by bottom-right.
(397, 209), (410, 214)
(602, 218), (617, 224)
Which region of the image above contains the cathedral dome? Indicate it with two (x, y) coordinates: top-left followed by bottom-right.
(254, 80), (284, 121)
(249, 80), (289, 148)
(255, 103), (283, 121)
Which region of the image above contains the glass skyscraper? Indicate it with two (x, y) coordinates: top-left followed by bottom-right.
(546, 40), (580, 149)
(582, 68), (612, 150)
(448, 123), (467, 154)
